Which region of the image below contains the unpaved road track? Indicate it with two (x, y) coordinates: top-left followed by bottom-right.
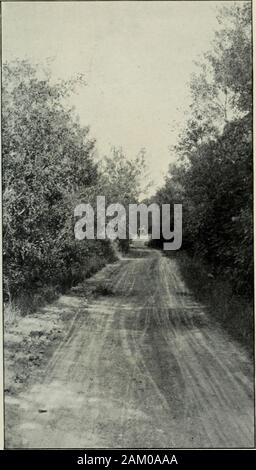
(5, 245), (254, 448)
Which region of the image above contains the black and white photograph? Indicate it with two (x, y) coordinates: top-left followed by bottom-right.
(1, 0), (254, 455)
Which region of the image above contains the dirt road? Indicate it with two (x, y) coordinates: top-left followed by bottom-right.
(5, 244), (254, 448)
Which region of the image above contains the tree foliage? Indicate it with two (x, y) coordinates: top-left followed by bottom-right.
(3, 61), (108, 299)
(3, 60), (147, 302)
(98, 147), (149, 251)
(152, 2), (253, 297)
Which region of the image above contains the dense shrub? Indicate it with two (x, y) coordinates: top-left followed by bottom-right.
(150, 3), (253, 299)
(3, 61), (147, 309)
(2, 60), (115, 303)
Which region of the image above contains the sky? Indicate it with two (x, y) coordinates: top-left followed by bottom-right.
(2, 1), (233, 193)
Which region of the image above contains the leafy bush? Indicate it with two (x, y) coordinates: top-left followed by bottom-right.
(171, 251), (253, 353)
(2, 60), (115, 304)
(151, 3), (253, 300)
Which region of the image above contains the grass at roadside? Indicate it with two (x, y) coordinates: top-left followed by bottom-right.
(4, 250), (118, 323)
(168, 250), (254, 356)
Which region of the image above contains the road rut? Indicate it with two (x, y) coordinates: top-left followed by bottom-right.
(5, 245), (254, 448)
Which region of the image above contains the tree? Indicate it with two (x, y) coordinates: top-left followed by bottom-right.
(98, 147), (149, 204)
(153, 2), (253, 296)
(3, 60), (113, 298)
(188, 2), (251, 135)
(97, 147), (150, 251)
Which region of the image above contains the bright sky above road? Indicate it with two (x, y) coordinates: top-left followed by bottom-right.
(3, 1), (233, 193)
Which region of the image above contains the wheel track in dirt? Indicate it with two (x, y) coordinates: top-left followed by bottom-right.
(5, 245), (254, 448)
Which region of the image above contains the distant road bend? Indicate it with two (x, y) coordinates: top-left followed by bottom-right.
(8, 242), (254, 448)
